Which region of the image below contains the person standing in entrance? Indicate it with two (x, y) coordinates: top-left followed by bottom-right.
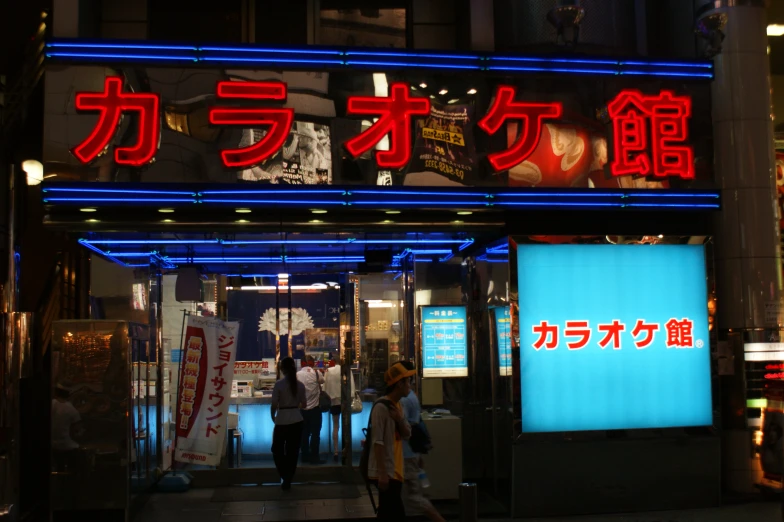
(271, 357), (307, 490)
(324, 358), (357, 462)
(398, 362), (445, 522)
(368, 362), (414, 520)
(298, 355), (326, 464)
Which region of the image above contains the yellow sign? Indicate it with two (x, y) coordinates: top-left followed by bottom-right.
(422, 127), (465, 146)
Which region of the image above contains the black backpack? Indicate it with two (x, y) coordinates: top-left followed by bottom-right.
(359, 398), (393, 513)
(409, 415), (432, 454)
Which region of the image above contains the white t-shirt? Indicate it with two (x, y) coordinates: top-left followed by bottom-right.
(51, 399), (80, 451)
(271, 378), (307, 425)
(297, 366), (324, 410)
(324, 365), (356, 406)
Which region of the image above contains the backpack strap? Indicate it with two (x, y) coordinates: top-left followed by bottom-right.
(364, 398), (393, 515)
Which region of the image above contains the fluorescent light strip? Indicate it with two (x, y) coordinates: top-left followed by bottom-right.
(745, 343), (784, 352)
(745, 352), (784, 362)
(43, 187), (196, 195)
(47, 52), (196, 61)
(48, 42), (197, 51)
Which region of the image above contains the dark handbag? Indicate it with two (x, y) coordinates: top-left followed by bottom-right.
(318, 385), (332, 412)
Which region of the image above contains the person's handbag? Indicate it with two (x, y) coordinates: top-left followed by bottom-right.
(351, 391), (363, 414)
(318, 380), (332, 412)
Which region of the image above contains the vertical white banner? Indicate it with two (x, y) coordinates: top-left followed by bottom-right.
(174, 315), (239, 466)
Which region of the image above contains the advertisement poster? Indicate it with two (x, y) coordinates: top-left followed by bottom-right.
(421, 305), (468, 378)
(517, 244), (712, 433)
(494, 306), (512, 377)
(233, 359), (276, 381)
(175, 316), (240, 466)
(406, 102), (478, 187)
(239, 121), (332, 184)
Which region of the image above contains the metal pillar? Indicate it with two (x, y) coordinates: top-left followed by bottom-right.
(701, 0), (782, 493)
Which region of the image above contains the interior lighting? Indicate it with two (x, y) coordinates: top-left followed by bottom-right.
(22, 159), (44, 186)
(438, 89), (448, 95)
(158, 208), (175, 213)
(385, 210), (401, 215)
(367, 302), (394, 308)
(382, 220), (393, 224)
(452, 220), (464, 224)
(768, 24), (784, 36)
(467, 88), (477, 95)
(310, 209), (328, 214)
(419, 83), (427, 89)
(80, 208), (97, 213)
(235, 208), (252, 213)
(658, 234), (664, 238)
(457, 211), (473, 215)
(278, 273), (289, 279)
(161, 219), (175, 223)
(236, 219), (249, 223)
(309, 219), (323, 224)
(85, 219), (100, 223)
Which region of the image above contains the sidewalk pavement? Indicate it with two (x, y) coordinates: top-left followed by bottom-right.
(498, 501), (780, 522)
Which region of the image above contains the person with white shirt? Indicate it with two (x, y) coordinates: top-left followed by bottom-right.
(297, 355), (325, 464)
(324, 359), (356, 463)
(271, 357), (307, 490)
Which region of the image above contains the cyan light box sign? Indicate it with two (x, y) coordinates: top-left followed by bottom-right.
(517, 244), (712, 433)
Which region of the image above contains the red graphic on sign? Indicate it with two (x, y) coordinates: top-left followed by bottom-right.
(665, 318), (694, 348)
(478, 85), (562, 172)
(532, 321), (558, 350)
(597, 320), (626, 350)
(72, 76), (160, 166)
(209, 81), (294, 168)
(608, 90), (693, 180)
(631, 320), (660, 349)
(345, 82), (431, 169)
(564, 320), (591, 350)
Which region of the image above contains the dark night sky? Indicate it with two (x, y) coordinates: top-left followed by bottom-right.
(0, 0), (51, 78)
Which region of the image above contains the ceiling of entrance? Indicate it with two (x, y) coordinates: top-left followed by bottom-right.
(79, 231), (506, 275)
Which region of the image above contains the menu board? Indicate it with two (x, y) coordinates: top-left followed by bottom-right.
(494, 306), (512, 376)
(421, 305), (468, 378)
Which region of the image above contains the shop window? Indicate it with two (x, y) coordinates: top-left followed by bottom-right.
(319, 0), (408, 48)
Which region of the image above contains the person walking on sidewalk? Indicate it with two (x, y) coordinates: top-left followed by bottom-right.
(298, 355), (326, 464)
(368, 362), (414, 520)
(398, 361), (445, 522)
(270, 357), (307, 490)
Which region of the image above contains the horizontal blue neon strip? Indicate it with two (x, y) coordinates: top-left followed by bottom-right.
(200, 199), (345, 205)
(44, 198), (195, 203)
(47, 52), (197, 62)
(345, 51), (480, 60)
(626, 203), (720, 208)
(492, 56), (618, 65)
(85, 239), (218, 245)
(223, 274), (280, 277)
(105, 252), (155, 257)
(200, 190), (345, 195)
(496, 202), (625, 208)
(201, 46), (342, 55)
(350, 190), (487, 197)
(352, 201), (489, 206)
(166, 257), (283, 262)
(44, 187), (196, 195)
(201, 57), (345, 65)
(495, 192), (620, 198)
(47, 42), (197, 51)
(286, 257), (365, 261)
(345, 61), (481, 70)
(407, 249), (453, 255)
(620, 61), (713, 69)
(487, 66), (617, 75)
(285, 258), (365, 264)
(621, 70), (713, 79)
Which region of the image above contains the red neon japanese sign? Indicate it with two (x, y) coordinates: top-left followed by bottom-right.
(72, 76), (160, 166)
(608, 89), (694, 180)
(344, 82), (431, 169)
(70, 78), (694, 180)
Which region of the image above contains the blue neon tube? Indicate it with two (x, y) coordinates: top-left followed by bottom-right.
(491, 56), (618, 65)
(200, 199), (345, 205)
(344, 51), (480, 60)
(620, 60), (713, 69)
(349, 190), (488, 197)
(345, 61), (481, 70)
(200, 46), (342, 55)
(83, 239), (219, 245)
(200, 57), (344, 65)
(44, 198), (196, 203)
(47, 42), (197, 51)
(200, 189), (345, 195)
(351, 201), (489, 206)
(43, 187), (196, 195)
(47, 52), (197, 62)
(486, 66), (617, 75)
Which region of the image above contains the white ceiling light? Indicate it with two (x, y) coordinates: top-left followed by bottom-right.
(439, 89), (448, 95)
(419, 83), (427, 89)
(22, 159), (43, 185)
(768, 24), (784, 36)
(467, 88), (477, 95)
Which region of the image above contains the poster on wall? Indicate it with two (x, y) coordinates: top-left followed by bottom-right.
(405, 102), (478, 186)
(238, 121), (332, 184)
(421, 305), (468, 378)
(493, 306), (512, 377)
(174, 315), (240, 466)
(517, 244), (712, 433)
